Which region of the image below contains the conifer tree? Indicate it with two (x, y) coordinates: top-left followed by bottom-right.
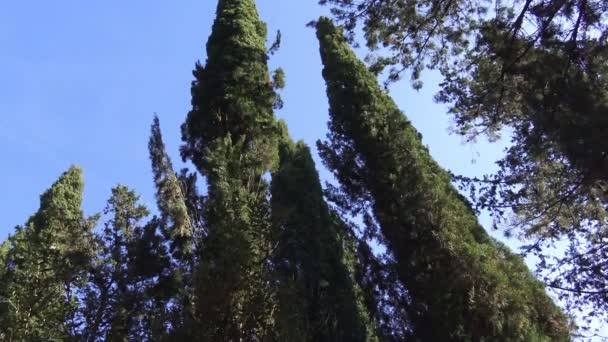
(0, 166), (97, 340)
(271, 122), (378, 341)
(150, 115), (194, 262)
(81, 186), (171, 341)
(0, 240), (11, 341)
(321, 0), (608, 315)
(148, 116), (200, 337)
(175, 168), (206, 242)
(180, 0), (281, 338)
(355, 242), (411, 341)
(315, 17), (571, 341)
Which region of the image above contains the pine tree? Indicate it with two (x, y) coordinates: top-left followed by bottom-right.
(270, 122), (378, 341)
(315, 17), (571, 341)
(180, 0), (281, 338)
(81, 186), (171, 341)
(0, 166), (98, 340)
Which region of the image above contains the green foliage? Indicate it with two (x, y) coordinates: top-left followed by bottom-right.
(270, 122), (378, 341)
(1, 0), (595, 339)
(190, 135), (277, 340)
(320, 0), (608, 318)
(149, 116), (206, 338)
(0, 166), (98, 340)
(81, 185), (172, 341)
(179, 0), (281, 339)
(448, 38), (608, 320)
(150, 115), (194, 261)
(355, 242), (411, 341)
(181, 0), (279, 174)
(315, 17), (571, 341)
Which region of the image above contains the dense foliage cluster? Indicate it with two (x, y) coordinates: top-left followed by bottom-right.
(271, 123), (378, 341)
(1, 0), (591, 340)
(320, 0), (608, 319)
(315, 17), (570, 340)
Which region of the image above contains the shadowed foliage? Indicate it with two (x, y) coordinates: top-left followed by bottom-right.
(179, 0), (282, 339)
(271, 122), (378, 341)
(320, 0), (608, 317)
(316, 17), (571, 341)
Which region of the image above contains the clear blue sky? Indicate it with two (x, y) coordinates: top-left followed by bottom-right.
(0, 0), (502, 238)
(0, 0), (603, 338)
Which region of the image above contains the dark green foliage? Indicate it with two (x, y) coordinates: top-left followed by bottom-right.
(190, 136), (277, 339)
(355, 242), (411, 341)
(270, 122), (378, 341)
(149, 117), (205, 337)
(448, 39), (608, 320)
(320, 0), (608, 316)
(315, 17), (571, 340)
(181, 0), (280, 174)
(2, 0), (593, 338)
(180, 0), (281, 339)
(150, 115), (194, 261)
(0, 166), (98, 340)
(176, 168), (207, 244)
(81, 186), (172, 341)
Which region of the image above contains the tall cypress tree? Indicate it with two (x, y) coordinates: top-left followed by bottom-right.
(180, 0), (281, 339)
(315, 17), (571, 341)
(355, 242), (411, 341)
(150, 116), (194, 262)
(0, 166), (98, 340)
(148, 116), (200, 337)
(270, 122), (378, 341)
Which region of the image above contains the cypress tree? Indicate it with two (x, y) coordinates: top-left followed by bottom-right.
(321, 0), (608, 316)
(150, 115), (194, 262)
(270, 122), (378, 341)
(0, 166), (98, 340)
(355, 242), (411, 341)
(181, 0), (280, 173)
(148, 116), (200, 337)
(180, 0), (281, 338)
(315, 17), (571, 341)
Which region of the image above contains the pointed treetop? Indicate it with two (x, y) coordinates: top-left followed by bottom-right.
(149, 115), (193, 259)
(181, 0), (280, 173)
(32, 165), (85, 228)
(315, 17), (570, 340)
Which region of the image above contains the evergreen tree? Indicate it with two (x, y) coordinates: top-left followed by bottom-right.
(354, 242), (411, 341)
(0, 240), (11, 341)
(180, 0), (282, 338)
(150, 115), (195, 262)
(176, 168), (207, 247)
(315, 17), (571, 341)
(81, 186), (171, 341)
(270, 122), (378, 341)
(321, 0), (608, 316)
(148, 116), (201, 337)
(0, 166), (97, 340)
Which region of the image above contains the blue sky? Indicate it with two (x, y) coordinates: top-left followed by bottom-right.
(0, 0), (604, 338)
(0, 0), (503, 238)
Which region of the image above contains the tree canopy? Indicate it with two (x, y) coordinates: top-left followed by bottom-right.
(320, 0), (608, 322)
(2, 0), (594, 339)
(315, 16), (570, 340)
